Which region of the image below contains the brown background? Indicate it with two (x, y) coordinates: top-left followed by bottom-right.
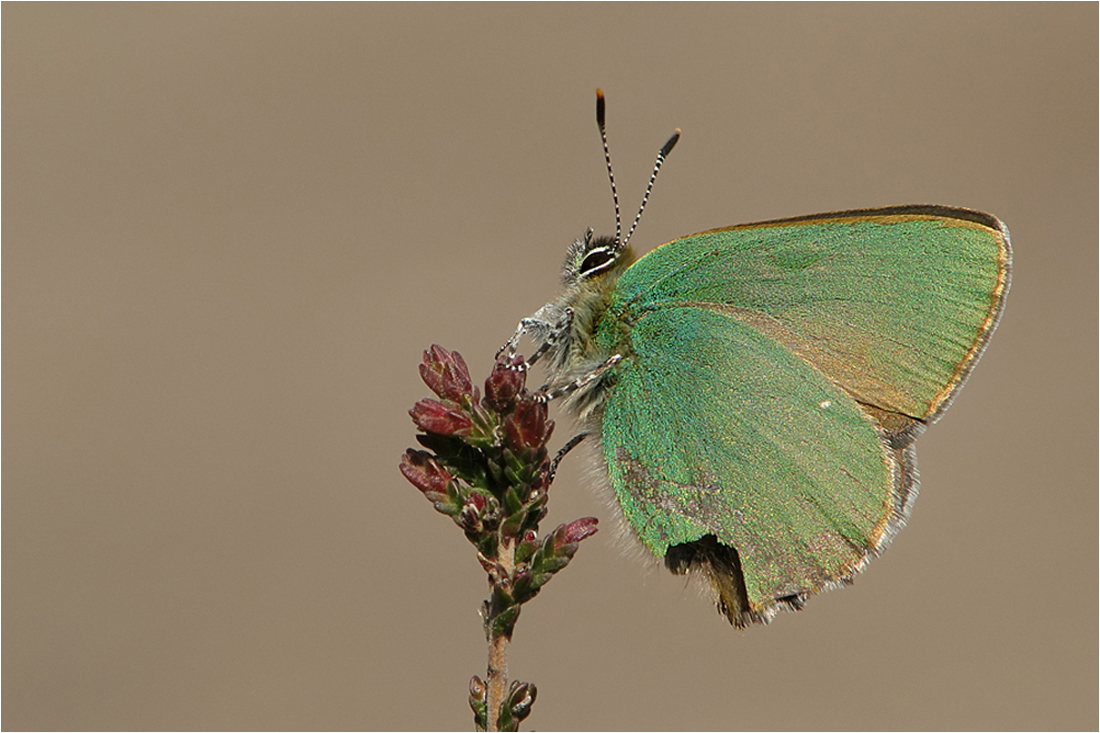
(4, 4), (1096, 731)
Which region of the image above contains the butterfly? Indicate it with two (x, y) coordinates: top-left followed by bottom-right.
(500, 90), (1011, 627)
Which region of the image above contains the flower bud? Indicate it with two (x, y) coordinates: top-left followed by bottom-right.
(507, 680), (537, 722)
(468, 675), (488, 729)
(409, 398), (472, 435)
(553, 517), (599, 551)
(467, 492), (487, 512)
(483, 355), (526, 412)
(457, 488), (488, 528)
(458, 502), (483, 533)
(399, 449), (452, 500)
(418, 345), (474, 402)
(469, 675), (487, 703)
(503, 398), (552, 452)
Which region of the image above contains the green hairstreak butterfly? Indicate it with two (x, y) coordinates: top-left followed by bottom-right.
(501, 90), (1010, 627)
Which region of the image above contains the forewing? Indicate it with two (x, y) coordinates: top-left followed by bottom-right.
(600, 306), (902, 619)
(609, 206), (1010, 421)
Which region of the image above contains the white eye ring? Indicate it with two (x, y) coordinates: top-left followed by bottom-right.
(579, 247), (616, 278)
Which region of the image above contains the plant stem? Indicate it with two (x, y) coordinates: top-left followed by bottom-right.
(486, 536), (515, 732)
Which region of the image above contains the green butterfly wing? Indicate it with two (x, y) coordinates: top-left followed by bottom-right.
(595, 206), (1010, 625)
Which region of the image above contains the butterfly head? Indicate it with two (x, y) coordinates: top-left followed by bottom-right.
(560, 229), (635, 288)
(495, 91), (674, 411)
(558, 90), (678, 290)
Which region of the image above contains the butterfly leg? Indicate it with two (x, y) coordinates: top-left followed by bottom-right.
(525, 308), (574, 368)
(495, 322), (531, 368)
(496, 307), (575, 370)
(535, 354), (622, 403)
(547, 432), (588, 485)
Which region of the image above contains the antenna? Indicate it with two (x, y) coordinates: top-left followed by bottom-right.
(595, 90), (680, 251)
(622, 128), (680, 249)
(595, 89), (622, 247)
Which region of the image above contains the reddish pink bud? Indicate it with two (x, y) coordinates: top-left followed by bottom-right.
(553, 517), (599, 550)
(467, 491), (488, 512)
(399, 449), (452, 498)
(483, 356), (526, 412)
(459, 502), (483, 533)
(419, 345), (474, 402)
(410, 398), (472, 435)
(503, 398), (553, 452)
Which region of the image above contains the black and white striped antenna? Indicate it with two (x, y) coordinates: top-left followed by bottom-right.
(595, 89), (681, 252)
(595, 89), (622, 247)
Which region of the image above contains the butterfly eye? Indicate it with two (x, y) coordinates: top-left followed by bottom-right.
(579, 248), (615, 277)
